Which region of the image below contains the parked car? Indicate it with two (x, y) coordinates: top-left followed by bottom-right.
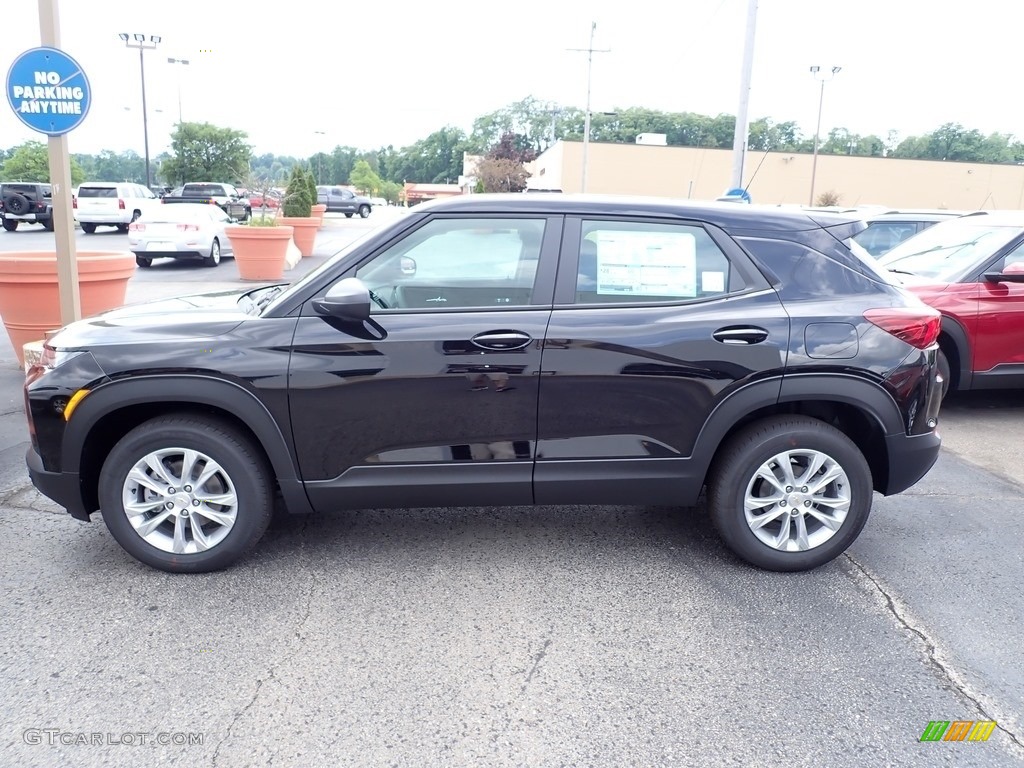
(127, 203), (235, 268)
(24, 195), (942, 574)
(317, 185), (372, 217)
(852, 209), (971, 258)
(249, 190), (281, 210)
(162, 182), (251, 221)
(878, 212), (1024, 397)
(0, 182), (53, 231)
(74, 181), (161, 233)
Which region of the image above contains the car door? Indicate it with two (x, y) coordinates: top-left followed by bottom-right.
(287, 214), (562, 511)
(339, 189), (356, 214)
(973, 240), (1024, 375)
(534, 215), (789, 506)
(209, 206), (233, 255)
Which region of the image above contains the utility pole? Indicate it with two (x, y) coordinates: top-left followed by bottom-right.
(729, 0), (758, 192)
(568, 22), (610, 193)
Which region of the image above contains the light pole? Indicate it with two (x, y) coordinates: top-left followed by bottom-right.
(808, 65), (841, 206)
(313, 130), (326, 183)
(166, 57), (189, 123)
(120, 33), (161, 190)
(568, 22), (610, 193)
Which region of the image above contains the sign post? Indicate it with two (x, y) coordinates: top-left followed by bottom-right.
(4, 0), (92, 326)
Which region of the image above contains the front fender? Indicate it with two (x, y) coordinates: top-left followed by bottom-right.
(64, 374), (313, 515)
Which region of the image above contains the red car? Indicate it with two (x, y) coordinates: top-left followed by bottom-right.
(878, 212), (1024, 397)
(249, 191), (281, 209)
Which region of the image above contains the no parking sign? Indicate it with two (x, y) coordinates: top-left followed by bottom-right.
(6, 46), (91, 135)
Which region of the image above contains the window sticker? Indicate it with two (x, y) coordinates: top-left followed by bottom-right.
(595, 231), (697, 297)
(701, 271), (725, 293)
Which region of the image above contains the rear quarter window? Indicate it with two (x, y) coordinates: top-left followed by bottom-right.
(738, 237), (892, 298)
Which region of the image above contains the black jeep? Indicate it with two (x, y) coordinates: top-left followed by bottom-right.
(0, 182), (54, 231)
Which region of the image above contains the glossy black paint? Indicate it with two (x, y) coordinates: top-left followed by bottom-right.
(24, 194), (942, 522)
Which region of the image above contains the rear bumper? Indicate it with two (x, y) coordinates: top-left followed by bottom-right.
(882, 429), (941, 495)
(26, 445), (92, 521)
(77, 213), (131, 224)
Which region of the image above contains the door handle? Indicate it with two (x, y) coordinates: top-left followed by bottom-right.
(470, 331), (533, 351)
(713, 326), (769, 345)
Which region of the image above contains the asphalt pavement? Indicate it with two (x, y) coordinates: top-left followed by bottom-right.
(0, 212), (1022, 767)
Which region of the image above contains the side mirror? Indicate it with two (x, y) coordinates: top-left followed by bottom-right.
(400, 256), (416, 276)
(312, 277), (371, 321)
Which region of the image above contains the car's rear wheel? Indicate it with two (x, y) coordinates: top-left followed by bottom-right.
(358, 205), (370, 218)
(135, 255), (152, 268)
(204, 238), (221, 268)
(98, 416), (273, 573)
(344, 213), (353, 218)
(1, 220), (17, 232)
(81, 223), (96, 234)
(707, 416), (872, 572)
(42, 218), (55, 232)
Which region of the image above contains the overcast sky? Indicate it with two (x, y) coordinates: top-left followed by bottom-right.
(2, 0), (1021, 160)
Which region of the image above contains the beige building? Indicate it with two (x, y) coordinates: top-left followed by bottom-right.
(527, 140), (1024, 210)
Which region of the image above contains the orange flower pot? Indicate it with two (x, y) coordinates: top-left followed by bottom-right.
(0, 250), (136, 366)
(225, 225), (294, 281)
(278, 216), (319, 257)
(311, 203), (327, 229)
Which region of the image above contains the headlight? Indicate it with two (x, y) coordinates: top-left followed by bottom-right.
(40, 346), (85, 370)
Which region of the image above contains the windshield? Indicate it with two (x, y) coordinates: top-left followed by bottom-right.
(878, 220), (1024, 281)
(259, 226), (383, 314)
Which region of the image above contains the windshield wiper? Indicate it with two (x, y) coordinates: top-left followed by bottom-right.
(254, 285), (286, 313)
(886, 268), (918, 276)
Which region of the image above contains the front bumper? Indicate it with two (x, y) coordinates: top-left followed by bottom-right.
(26, 445), (92, 521)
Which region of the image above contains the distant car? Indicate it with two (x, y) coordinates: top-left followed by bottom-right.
(249, 191), (281, 210)
(879, 212), (1024, 396)
(853, 209), (970, 257)
(369, 197), (387, 208)
(75, 181), (161, 233)
(316, 185), (372, 218)
(128, 203), (235, 268)
(0, 182), (53, 231)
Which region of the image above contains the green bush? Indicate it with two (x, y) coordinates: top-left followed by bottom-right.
(282, 166), (312, 217)
(304, 167), (318, 208)
(247, 214), (280, 227)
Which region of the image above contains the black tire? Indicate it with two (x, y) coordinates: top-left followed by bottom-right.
(1, 219), (17, 232)
(98, 415), (273, 573)
(344, 213), (353, 218)
(707, 416), (872, 572)
(131, 210), (141, 223)
(117, 223), (129, 233)
(936, 349), (952, 400)
(42, 217), (55, 232)
(135, 255), (152, 268)
(81, 222), (97, 234)
(358, 205), (370, 218)
(3, 193), (30, 215)
(204, 237), (221, 268)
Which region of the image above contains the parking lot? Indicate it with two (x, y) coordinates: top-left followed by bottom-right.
(0, 213), (1022, 766)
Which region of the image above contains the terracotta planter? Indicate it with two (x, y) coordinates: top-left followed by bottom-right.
(0, 250), (135, 366)
(311, 203), (327, 229)
(225, 225), (294, 281)
(277, 216), (319, 257)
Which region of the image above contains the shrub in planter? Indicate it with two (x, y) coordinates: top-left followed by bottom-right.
(279, 167), (318, 257)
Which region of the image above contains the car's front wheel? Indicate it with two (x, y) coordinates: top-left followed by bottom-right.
(135, 255), (152, 268)
(98, 416), (273, 573)
(204, 237), (221, 268)
(707, 416), (872, 572)
(358, 205), (370, 218)
(81, 223), (96, 234)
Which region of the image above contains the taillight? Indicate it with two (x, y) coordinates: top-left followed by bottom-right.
(72, 196), (77, 209)
(176, 223), (199, 232)
(129, 222), (145, 232)
(118, 199), (125, 210)
(864, 307), (941, 349)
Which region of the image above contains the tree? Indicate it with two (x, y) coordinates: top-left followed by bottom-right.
(349, 159), (383, 195)
(160, 122), (252, 185)
(1, 141), (84, 185)
(474, 157), (530, 193)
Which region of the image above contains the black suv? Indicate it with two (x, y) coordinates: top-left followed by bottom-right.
(24, 195), (943, 573)
(0, 182), (54, 231)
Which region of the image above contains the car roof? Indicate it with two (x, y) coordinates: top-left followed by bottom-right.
(414, 193), (861, 231)
(78, 181), (125, 187)
(864, 209), (969, 223)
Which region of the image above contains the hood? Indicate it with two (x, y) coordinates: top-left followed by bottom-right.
(50, 286), (277, 349)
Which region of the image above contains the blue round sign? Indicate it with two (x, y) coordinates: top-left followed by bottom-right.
(6, 47), (91, 136)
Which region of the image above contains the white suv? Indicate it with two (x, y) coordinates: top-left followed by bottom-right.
(74, 182), (160, 233)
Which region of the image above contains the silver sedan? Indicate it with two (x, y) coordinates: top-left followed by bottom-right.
(128, 203), (235, 268)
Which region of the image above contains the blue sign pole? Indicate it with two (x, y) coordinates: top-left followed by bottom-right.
(6, 46), (91, 136)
